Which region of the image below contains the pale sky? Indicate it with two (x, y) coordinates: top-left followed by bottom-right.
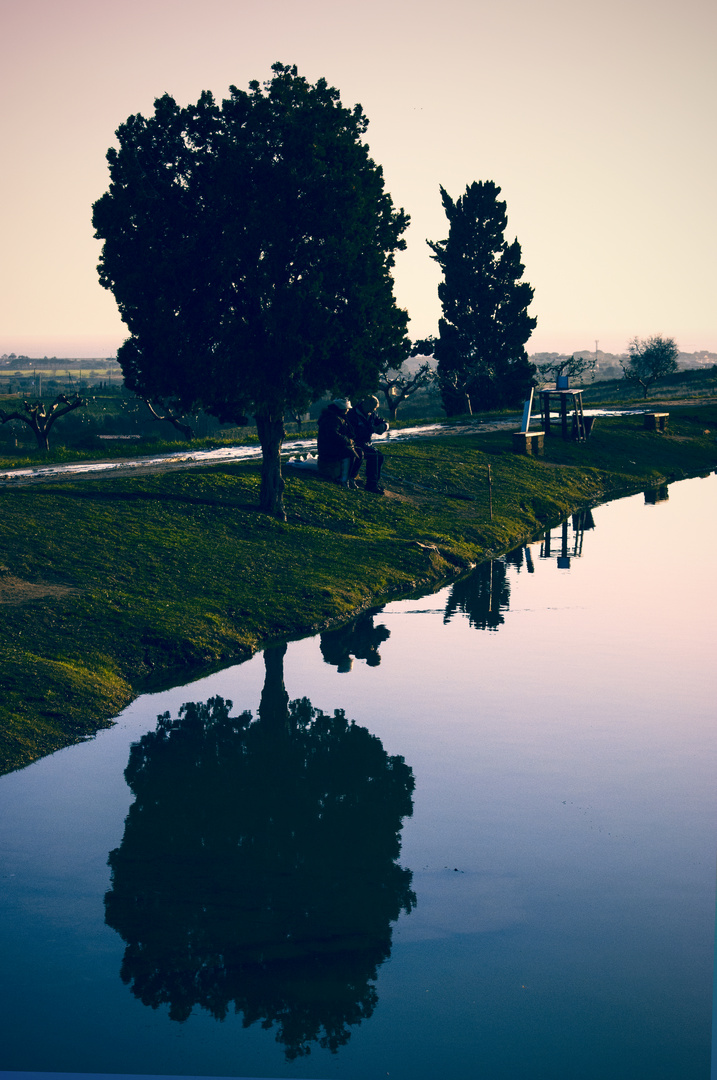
(1, 0), (715, 357)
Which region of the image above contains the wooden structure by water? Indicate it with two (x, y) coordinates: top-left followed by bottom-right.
(539, 387), (588, 441)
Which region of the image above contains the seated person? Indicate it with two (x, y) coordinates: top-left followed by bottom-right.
(317, 398), (359, 486)
(320, 611), (391, 671)
(347, 396), (388, 493)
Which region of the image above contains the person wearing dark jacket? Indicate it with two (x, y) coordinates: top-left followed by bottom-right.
(347, 396), (388, 493)
(317, 398), (359, 486)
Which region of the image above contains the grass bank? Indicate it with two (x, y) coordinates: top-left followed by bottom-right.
(1, 403), (716, 775)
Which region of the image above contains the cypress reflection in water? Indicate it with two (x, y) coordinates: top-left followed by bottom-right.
(104, 645), (415, 1060)
(444, 557), (513, 630)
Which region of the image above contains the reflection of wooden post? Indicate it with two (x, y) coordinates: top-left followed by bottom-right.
(525, 546), (534, 573)
(557, 519), (571, 568)
(572, 517), (584, 557)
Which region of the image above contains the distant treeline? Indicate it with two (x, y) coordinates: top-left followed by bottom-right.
(0, 356), (120, 368)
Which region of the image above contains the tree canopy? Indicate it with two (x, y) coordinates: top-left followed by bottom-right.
(428, 182), (536, 415)
(621, 335), (679, 398)
(92, 63), (410, 516)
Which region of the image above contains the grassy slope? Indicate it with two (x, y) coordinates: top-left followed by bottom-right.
(1, 404), (716, 774)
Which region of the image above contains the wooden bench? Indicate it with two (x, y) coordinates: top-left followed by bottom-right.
(644, 412), (668, 432)
(512, 389), (545, 456)
(512, 431), (544, 456)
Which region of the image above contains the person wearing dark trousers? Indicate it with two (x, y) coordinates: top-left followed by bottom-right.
(347, 396), (388, 493)
(317, 398), (360, 487)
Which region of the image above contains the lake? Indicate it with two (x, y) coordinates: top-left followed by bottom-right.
(0, 473), (715, 1080)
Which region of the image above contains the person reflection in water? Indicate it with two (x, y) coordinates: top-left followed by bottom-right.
(104, 645), (415, 1061)
(320, 610), (391, 672)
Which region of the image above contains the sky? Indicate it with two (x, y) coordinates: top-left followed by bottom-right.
(1, 0), (715, 358)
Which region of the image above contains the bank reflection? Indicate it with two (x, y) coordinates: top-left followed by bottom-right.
(104, 645), (415, 1060)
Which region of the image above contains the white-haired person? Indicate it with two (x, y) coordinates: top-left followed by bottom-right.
(347, 395), (388, 494)
(316, 398), (360, 487)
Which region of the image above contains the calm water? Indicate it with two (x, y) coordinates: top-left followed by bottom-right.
(0, 474), (715, 1080)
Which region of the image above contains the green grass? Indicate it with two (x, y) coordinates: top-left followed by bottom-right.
(1, 403), (716, 774)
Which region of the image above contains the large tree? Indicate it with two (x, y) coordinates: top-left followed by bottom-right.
(621, 335), (679, 398)
(92, 63), (409, 518)
(428, 182), (537, 415)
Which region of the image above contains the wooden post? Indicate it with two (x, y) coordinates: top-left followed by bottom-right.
(541, 390), (551, 435)
(488, 464), (493, 521)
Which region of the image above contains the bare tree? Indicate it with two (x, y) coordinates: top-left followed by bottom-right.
(378, 361), (434, 420)
(0, 394), (87, 451)
(536, 354), (596, 386)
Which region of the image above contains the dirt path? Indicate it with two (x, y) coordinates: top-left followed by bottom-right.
(0, 571), (79, 605)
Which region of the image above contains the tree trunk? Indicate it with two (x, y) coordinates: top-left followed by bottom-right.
(32, 423), (49, 451)
(255, 413), (286, 520)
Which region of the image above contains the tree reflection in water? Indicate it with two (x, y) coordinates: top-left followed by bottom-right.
(444, 556), (513, 630)
(104, 646), (415, 1060)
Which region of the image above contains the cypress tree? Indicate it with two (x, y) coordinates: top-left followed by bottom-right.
(428, 182), (536, 415)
